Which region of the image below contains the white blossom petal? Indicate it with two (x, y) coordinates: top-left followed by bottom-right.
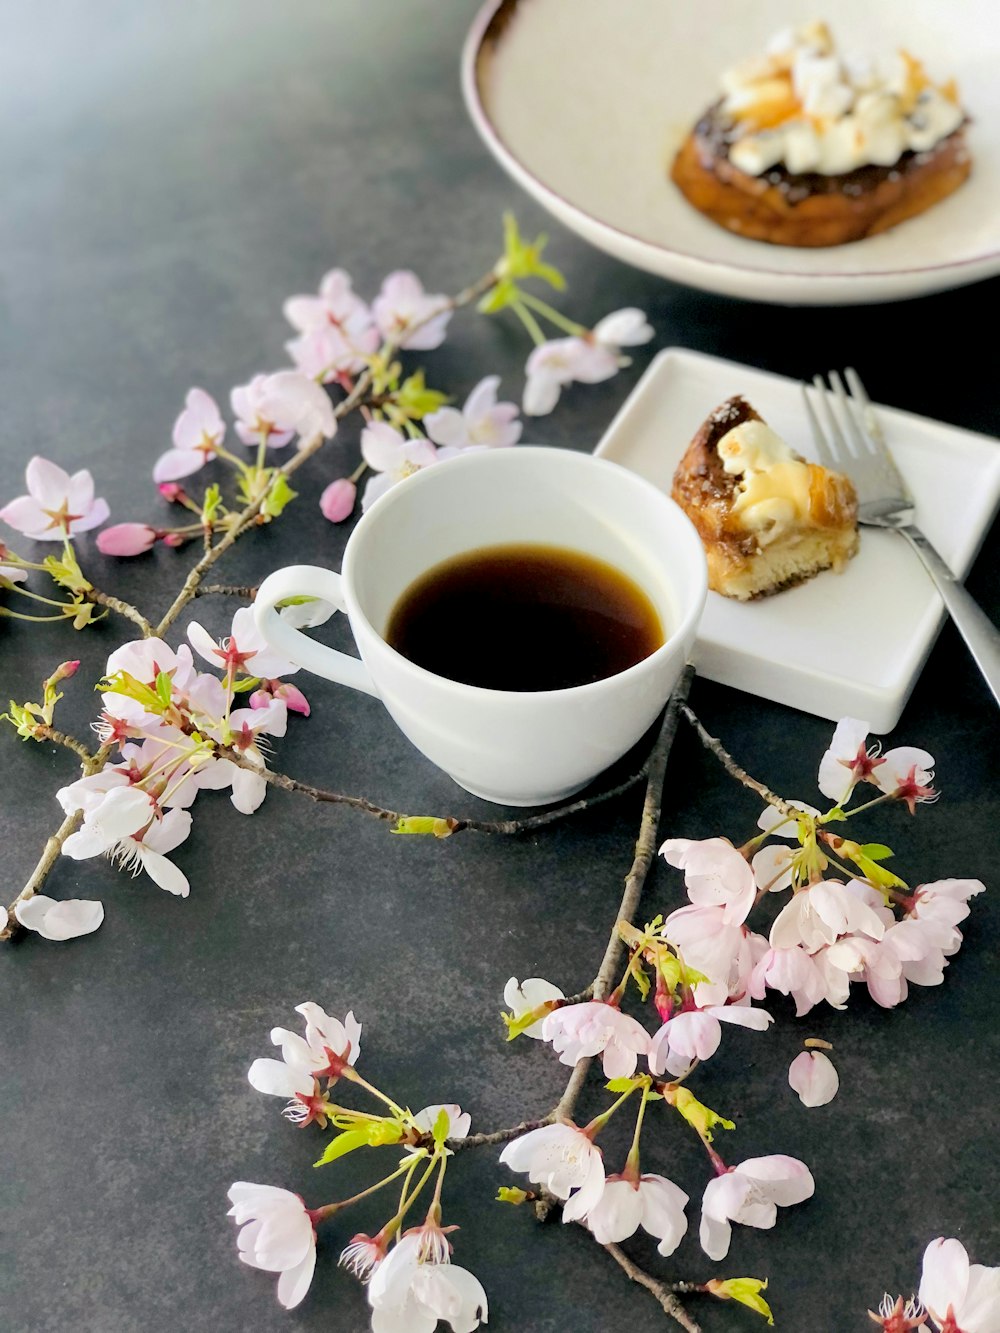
(788, 1050), (839, 1107)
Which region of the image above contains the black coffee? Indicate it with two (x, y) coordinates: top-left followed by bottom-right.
(385, 543), (664, 691)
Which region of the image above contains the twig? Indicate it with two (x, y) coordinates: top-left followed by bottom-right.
(215, 748), (649, 834)
(35, 726), (97, 766)
(194, 584), (258, 599)
(603, 1244), (703, 1332)
(681, 703), (798, 817)
(84, 588), (154, 637)
(450, 1118), (552, 1152)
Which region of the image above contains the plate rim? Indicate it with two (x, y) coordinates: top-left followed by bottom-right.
(461, 0), (1000, 297)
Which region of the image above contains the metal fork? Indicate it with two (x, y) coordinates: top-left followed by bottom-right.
(802, 369), (1000, 710)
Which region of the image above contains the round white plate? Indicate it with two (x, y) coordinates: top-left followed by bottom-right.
(462, 0), (1000, 305)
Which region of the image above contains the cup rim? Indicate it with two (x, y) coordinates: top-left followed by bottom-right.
(341, 445), (708, 701)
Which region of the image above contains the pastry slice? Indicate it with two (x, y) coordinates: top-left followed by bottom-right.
(670, 22), (971, 247)
(671, 396), (859, 600)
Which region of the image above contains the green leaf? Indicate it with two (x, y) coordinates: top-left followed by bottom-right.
(42, 544), (92, 595)
(821, 805), (848, 823)
(98, 670), (164, 714)
(202, 482), (223, 525)
(496, 212), (566, 290)
(313, 1127), (370, 1167)
(1, 701), (38, 741)
(395, 370), (449, 421)
(155, 671), (173, 708)
(859, 843), (894, 862)
(477, 277), (519, 314)
(502, 1000), (559, 1041)
(262, 474), (297, 519)
(707, 1278), (773, 1325)
(366, 1119), (404, 1147)
(605, 1076), (638, 1094)
(631, 959), (651, 1002)
(432, 1108), (451, 1147)
(230, 675), (261, 694)
(657, 952), (682, 994)
(671, 1087), (735, 1143)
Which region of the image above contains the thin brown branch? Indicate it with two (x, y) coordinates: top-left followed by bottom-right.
(449, 1117), (552, 1152)
(35, 726), (97, 766)
(194, 584), (258, 599)
(84, 588), (154, 637)
(217, 747), (648, 834)
(603, 1244), (703, 1332)
(681, 704), (797, 817)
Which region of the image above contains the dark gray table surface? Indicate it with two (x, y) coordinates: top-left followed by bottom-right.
(2, 4), (998, 1331)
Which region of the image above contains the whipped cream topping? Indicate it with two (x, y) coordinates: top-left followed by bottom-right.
(718, 421), (813, 547)
(720, 21), (964, 177)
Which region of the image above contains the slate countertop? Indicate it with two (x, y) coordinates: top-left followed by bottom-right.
(1, 4), (998, 1331)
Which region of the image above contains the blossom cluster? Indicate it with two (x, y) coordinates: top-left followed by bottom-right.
(499, 716), (983, 1282)
(7, 607), (309, 939)
(231, 1003), (488, 1332)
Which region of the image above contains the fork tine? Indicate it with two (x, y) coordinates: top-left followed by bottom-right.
(828, 369), (871, 456)
(811, 373), (852, 463)
(800, 385), (835, 467)
(844, 365), (914, 504)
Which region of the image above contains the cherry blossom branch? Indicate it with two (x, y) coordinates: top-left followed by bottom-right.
(83, 588), (154, 637)
(215, 747), (649, 835)
(680, 703), (798, 817)
(603, 1244), (703, 1333)
(193, 584), (257, 599)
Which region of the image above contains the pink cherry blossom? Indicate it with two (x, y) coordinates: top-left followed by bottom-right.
(769, 879), (887, 952)
(919, 1236), (1000, 1332)
(318, 477), (356, 523)
(584, 1173), (689, 1255)
(648, 1004), (773, 1078)
(250, 679), (310, 717)
(367, 1232), (488, 1333)
(62, 789), (192, 897)
(212, 699), (288, 813)
(788, 1050), (839, 1107)
(188, 606), (298, 680)
(232, 371), (336, 447)
(1, 456), (110, 542)
(872, 746), (937, 812)
(662, 904), (767, 1007)
(283, 270), (378, 381)
(232, 374), (295, 448)
(360, 421), (441, 510)
(14, 894), (104, 941)
(424, 375), (522, 450)
(522, 308), (653, 416)
(412, 1103), (472, 1140)
(503, 975), (565, 1039)
(372, 270), (452, 350)
(227, 1182), (317, 1310)
(700, 1155), (815, 1261)
(249, 1002), (361, 1107)
(661, 837), (756, 925)
(153, 388), (226, 483)
(541, 1000), (650, 1079)
(499, 1121), (605, 1224)
(750, 945), (828, 1017)
(96, 523), (158, 557)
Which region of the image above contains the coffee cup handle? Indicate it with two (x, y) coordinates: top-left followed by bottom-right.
(253, 565), (380, 698)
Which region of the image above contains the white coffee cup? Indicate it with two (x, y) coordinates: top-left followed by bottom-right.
(253, 447), (706, 806)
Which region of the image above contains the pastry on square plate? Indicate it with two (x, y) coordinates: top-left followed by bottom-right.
(671, 21), (971, 247)
(671, 395), (859, 600)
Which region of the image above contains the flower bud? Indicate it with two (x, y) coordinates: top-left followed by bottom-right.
(158, 482), (185, 502)
(319, 478), (356, 523)
(162, 532), (185, 548)
(96, 523), (157, 557)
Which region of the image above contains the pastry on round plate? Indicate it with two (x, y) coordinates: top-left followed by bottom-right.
(672, 395), (859, 600)
(671, 21), (971, 247)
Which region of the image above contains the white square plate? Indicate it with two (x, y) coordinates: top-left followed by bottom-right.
(594, 348), (1000, 731)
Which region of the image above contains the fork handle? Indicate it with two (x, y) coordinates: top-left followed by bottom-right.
(897, 525), (1000, 709)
